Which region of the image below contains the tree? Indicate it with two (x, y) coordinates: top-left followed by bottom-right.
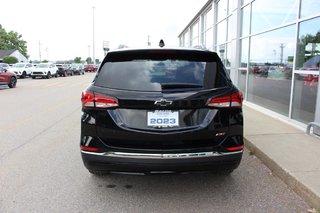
(0, 28), (28, 58)
(42, 59), (48, 63)
(74, 57), (81, 63)
(3, 56), (18, 64)
(86, 57), (92, 64)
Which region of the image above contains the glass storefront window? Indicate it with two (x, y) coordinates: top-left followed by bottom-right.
(247, 25), (295, 116)
(226, 42), (232, 67)
(205, 28), (213, 49)
(217, 43), (227, 65)
(217, 0), (228, 22)
(204, 8), (213, 30)
(217, 20), (227, 44)
(241, 5), (250, 37)
(240, 38), (249, 67)
(242, 0), (251, 6)
(228, 14), (236, 41)
(191, 21), (199, 46)
(229, 0), (237, 12)
(238, 69), (247, 97)
(184, 31), (190, 47)
(296, 17), (320, 70)
(300, 0), (320, 19)
(179, 37), (183, 46)
(292, 73), (318, 123)
(251, 0), (298, 34)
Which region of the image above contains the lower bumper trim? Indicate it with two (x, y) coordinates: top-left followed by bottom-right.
(80, 150), (243, 159)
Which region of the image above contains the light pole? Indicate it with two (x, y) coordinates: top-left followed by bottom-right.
(88, 45), (91, 63)
(92, 6), (96, 65)
(38, 41), (42, 62)
(45, 47), (49, 61)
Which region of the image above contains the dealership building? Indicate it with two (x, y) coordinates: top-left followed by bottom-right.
(179, 0), (320, 129)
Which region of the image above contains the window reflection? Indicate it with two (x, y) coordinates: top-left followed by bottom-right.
(296, 17), (320, 70)
(238, 70), (247, 97)
(300, 0), (320, 19)
(251, 0), (298, 34)
(217, 44), (226, 65)
(292, 74), (318, 123)
(247, 25), (295, 116)
(240, 38), (249, 67)
(226, 42), (232, 67)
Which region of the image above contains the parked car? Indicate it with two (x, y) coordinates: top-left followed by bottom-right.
(8, 63), (33, 78)
(84, 64), (95, 72)
(0, 63), (10, 71)
(70, 64), (84, 75)
(31, 63), (58, 79)
(56, 64), (73, 76)
(80, 47), (244, 175)
(0, 66), (17, 88)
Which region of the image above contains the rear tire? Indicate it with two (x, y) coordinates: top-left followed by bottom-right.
(8, 77), (17, 88)
(21, 71), (27, 79)
(46, 72), (51, 79)
(88, 170), (109, 176)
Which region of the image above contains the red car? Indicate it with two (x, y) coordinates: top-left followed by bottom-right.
(0, 66), (17, 88)
(84, 64), (96, 72)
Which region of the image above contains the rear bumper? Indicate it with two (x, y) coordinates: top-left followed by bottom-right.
(81, 150), (243, 173)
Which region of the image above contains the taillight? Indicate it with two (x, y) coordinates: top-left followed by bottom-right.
(207, 91), (243, 108)
(94, 93), (118, 108)
(81, 91), (118, 109)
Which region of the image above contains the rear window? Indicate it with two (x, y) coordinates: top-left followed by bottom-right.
(94, 50), (229, 92)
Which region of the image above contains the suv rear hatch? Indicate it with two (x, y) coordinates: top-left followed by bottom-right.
(83, 49), (242, 150)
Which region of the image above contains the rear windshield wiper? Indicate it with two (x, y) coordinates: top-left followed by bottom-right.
(161, 83), (203, 89)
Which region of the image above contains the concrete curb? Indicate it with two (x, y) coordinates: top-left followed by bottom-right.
(244, 137), (320, 210)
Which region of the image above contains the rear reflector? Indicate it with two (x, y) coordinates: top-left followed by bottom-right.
(207, 91), (243, 108)
(80, 145), (99, 152)
(224, 145), (244, 151)
(81, 91), (118, 109)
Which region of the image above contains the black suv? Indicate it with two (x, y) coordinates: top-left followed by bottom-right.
(56, 64), (72, 77)
(80, 47), (243, 175)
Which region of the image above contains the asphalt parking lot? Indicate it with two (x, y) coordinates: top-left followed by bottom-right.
(0, 74), (311, 212)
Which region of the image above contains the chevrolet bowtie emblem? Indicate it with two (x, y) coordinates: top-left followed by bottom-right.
(154, 99), (173, 106)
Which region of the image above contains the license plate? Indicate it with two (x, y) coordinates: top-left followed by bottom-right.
(147, 110), (179, 127)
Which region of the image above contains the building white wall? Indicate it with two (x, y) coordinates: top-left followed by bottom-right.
(11, 50), (28, 62)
